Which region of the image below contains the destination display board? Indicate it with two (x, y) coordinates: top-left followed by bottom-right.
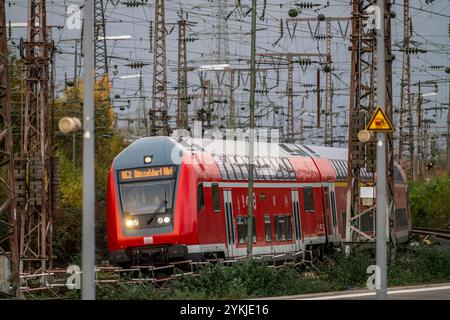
(119, 166), (175, 182)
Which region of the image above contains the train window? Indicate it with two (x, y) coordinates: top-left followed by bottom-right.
(197, 184), (204, 212)
(274, 215), (293, 242)
(237, 216), (256, 244)
(212, 183), (220, 212)
(120, 180), (174, 215)
(265, 216), (272, 242)
(394, 166), (405, 183)
(303, 188), (315, 212)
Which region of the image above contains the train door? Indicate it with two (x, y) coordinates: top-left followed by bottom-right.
(291, 190), (302, 251)
(223, 190), (236, 258)
(328, 184), (340, 241)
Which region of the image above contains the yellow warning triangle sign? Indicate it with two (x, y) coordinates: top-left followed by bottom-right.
(367, 106), (395, 132)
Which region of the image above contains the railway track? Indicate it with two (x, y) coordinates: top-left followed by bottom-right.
(411, 227), (450, 240)
(19, 249), (316, 294)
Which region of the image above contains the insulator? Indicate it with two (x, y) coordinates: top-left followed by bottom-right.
(296, 2), (315, 9)
(298, 58), (312, 66)
(288, 8), (299, 18)
(323, 64), (332, 73)
(124, 0), (148, 7)
(406, 47), (427, 54)
(149, 22), (153, 53)
(314, 34), (328, 40)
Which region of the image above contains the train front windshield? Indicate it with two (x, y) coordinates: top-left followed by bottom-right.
(120, 180), (174, 215)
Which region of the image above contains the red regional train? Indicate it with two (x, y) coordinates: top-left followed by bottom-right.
(107, 136), (411, 266)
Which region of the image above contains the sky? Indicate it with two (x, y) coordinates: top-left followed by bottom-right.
(5, 0), (450, 151)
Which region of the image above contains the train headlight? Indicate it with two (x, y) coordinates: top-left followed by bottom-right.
(157, 216), (171, 225)
(125, 216), (139, 228)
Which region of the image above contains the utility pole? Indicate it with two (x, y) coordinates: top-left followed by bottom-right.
(150, 0), (169, 136)
(398, 0), (412, 176)
(345, 1), (377, 254)
(82, 0), (96, 300)
(215, 0), (230, 128)
(317, 68), (321, 129)
(246, 0), (257, 260)
(287, 56), (294, 143)
(18, 0), (54, 274)
(229, 69), (236, 129)
(138, 71), (148, 136)
(199, 80), (212, 129)
(0, 0), (20, 298)
(410, 93), (415, 180)
(177, 19), (188, 129)
(94, 0), (108, 80)
(324, 20), (333, 146)
(417, 82), (423, 180)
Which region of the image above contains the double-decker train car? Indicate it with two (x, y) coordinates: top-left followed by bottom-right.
(107, 136), (411, 266)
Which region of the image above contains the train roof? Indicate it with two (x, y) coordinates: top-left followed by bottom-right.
(176, 137), (373, 182)
(113, 137), (406, 183)
(176, 137), (347, 160)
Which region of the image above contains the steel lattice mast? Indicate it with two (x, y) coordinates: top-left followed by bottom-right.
(94, 0), (109, 80)
(324, 20), (333, 146)
(345, 0), (395, 252)
(0, 0), (20, 297)
(177, 19), (188, 129)
(398, 0), (413, 178)
(17, 0), (54, 273)
(345, 0), (377, 251)
(384, 0), (396, 250)
(214, 0), (230, 128)
(150, 0), (169, 136)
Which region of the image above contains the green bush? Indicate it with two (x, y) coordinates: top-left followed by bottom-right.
(27, 245), (449, 300)
(409, 177), (450, 230)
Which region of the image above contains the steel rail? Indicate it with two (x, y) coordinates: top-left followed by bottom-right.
(411, 227), (450, 240)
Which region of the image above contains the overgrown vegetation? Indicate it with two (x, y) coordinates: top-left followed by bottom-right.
(0, 56), (127, 265)
(409, 176), (450, 230)
(52, 76), (127, 264)
(30, 244), (450, 300)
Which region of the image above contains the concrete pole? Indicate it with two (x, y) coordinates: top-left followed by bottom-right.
(246, 0), (257, 259)
(82, 0), (96, 300)
(375, 0), (388, 300)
